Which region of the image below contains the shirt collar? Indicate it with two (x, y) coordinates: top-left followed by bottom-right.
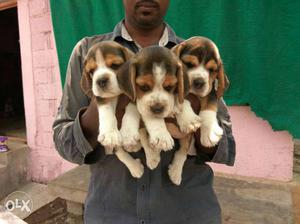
(111, 20), (178, 47)
(121, 23), (169, 50)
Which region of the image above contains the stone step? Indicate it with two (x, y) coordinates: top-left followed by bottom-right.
(0, 205), (28, 224)
(0, 182), (57, 220)
(0, 163), (6, 170)
(215, 173), (294, 224)
(294, 139), (300, 174)
(294, 156), (300, 173)
(48, 165), (299, 224)
(24, 197), (69, 224)
(294, 139), (300, 156)
(0, 143), (8, 167)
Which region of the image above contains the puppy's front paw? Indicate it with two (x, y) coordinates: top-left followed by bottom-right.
(98, 130), (122, 148)
(125, 142), (142, 153)
(149, 131), (174, 151)
(177, 114), (202, 134)
(201, 120), (223, 147)
(199, 111), (223, 147)
(146, 153), (161, 170)
(121, 129), (140, 152)
(168, 163), (183, 186)
(128, 158), (144, 178)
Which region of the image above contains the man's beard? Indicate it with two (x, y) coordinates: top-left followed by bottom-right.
(133, 0), (163, 29)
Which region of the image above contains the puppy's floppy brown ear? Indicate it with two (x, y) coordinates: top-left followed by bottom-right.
(80, 60), (93, 98)
(216, 62), (229, 98)
(171, 42), (185, 57)
(117, 59), (137, 101)
(118, 45), (135, 61)
(176, 62), (189, 104)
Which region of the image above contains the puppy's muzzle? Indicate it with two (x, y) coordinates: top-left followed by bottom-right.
(150, 103), (165, 114)
(96, 77), (109, 88)
(192, 78), (205, 89)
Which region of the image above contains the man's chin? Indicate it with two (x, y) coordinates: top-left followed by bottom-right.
(135, 15), (162, 29)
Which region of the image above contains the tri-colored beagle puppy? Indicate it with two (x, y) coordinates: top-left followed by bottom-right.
(168, 36), (229, 185)
(80, 41), (144, 178)
(118, 46), (200, 169)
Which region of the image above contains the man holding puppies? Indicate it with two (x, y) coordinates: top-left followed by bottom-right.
(53, 0), (235, 223)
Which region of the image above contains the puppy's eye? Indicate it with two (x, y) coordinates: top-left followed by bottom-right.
(208, 68), (216, 73)
(164, 85), (174, 92)
(139, 85), (151, 92)
(110, 63), (122, 70)
(89, 69), (95, 76)
(184, 62), (195, 69)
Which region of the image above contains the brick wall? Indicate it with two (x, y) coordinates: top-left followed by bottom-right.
(18, 0), (75, 183)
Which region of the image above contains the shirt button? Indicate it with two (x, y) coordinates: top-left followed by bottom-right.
(140, 219), (145, 224)
(141, 184), (145, 191)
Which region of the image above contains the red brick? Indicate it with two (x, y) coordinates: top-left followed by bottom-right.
(32, 49), (55, 68)
(37, 115), (55, 132)
(30, 12), (52, 35)
(34, 68), (49, 84)
(32, 32), (52, 51)
(36, 131), (54, 147)
(29, 151), (64, 182)
(35, 66), (56, 85)
(48, 66), (56, 83)
(29, 0), (49, 17)
(36, 83), (57, 100)
(36, 99), (51, 116)
(36, 99), (57, 117)
(49, 99), (59, 117)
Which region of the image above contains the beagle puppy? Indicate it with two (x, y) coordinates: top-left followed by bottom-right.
(168, 36), (229, 185)
(80, 41), (144, 178)
(118, 46), (200, 169)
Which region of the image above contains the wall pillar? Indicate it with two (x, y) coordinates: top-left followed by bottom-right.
(17, 0), (75, 183)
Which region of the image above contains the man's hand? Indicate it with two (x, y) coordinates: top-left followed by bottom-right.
(80, 97), (99, 149)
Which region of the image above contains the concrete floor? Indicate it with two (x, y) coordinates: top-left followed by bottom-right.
(0, 140), (29, 199)
(0, 182), (56, 220)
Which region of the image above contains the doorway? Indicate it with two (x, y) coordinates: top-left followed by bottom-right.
(0, 5), (26, 141)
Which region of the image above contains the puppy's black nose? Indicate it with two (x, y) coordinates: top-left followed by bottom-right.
(150, 104), (164, 114)
(193, 78), (205, 89)
(97, 77), (109, 88)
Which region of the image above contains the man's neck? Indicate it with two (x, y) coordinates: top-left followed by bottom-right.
(124, 20), (165, 48)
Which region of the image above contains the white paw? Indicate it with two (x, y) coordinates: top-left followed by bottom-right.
(98, 130), (122, 148)
(178, 114), (202, 134)
(128, 158), (144, 178)
(121, 129), (140, 152)
(149, 131), (174, 151)
(201, 120), (223, 147)
(146, 153), (161, 170)
(125, 142), (142, 153)
(168, 163), (182, 185)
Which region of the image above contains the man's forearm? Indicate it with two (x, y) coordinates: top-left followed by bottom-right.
(80, 98), (99, 149)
